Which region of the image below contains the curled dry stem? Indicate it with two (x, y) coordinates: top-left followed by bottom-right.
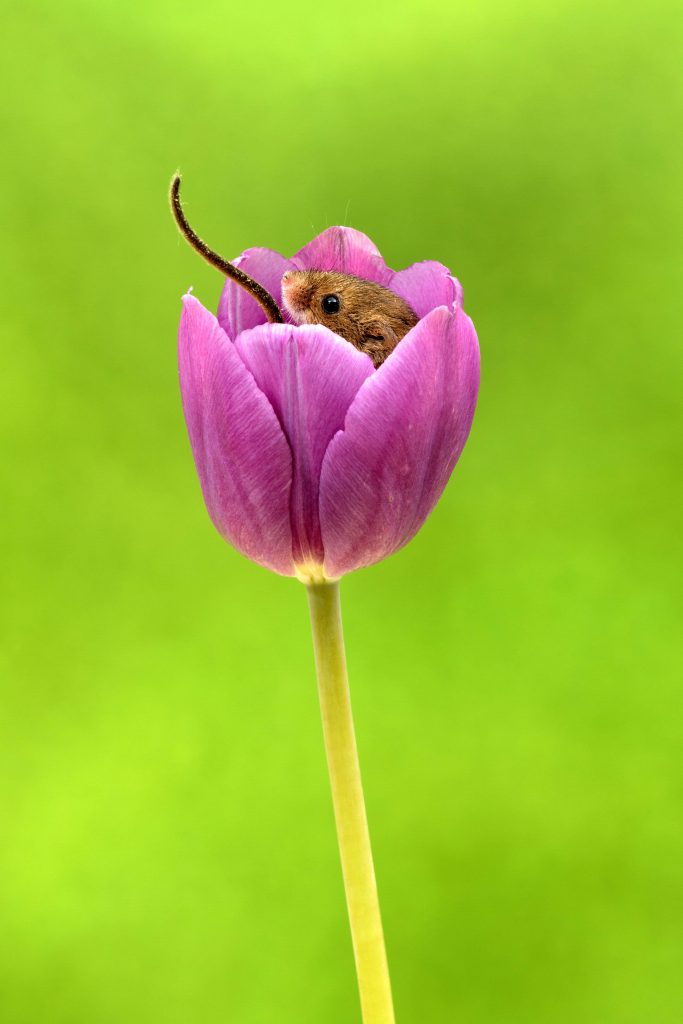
(169, 173), (283, 324)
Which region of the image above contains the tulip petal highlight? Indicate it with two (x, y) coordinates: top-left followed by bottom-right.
(319, 306), (480, 578)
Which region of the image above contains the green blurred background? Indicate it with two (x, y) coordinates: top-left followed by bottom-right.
(1, 0), (681, 1021)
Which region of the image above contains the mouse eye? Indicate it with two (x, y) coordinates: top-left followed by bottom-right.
(321, 294), (340, 314)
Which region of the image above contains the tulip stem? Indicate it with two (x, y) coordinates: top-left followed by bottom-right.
(306, 580), (395, 1024)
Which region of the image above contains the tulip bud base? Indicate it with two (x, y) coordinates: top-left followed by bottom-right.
(295, 561), (333, 586)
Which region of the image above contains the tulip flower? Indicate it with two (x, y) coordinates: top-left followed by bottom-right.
(170, 175), (480, 1024)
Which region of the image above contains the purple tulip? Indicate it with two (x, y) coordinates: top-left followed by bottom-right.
(178, 226), (480, 582)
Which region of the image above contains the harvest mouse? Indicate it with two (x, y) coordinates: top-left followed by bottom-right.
(281, 270), (418, 367)
(170, 174), (417, 366)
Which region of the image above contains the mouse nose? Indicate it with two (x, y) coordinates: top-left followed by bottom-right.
(280, 271), (306, 321)
(281, 270), (300, 297)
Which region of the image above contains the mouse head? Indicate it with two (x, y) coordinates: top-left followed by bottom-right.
(169, 175), (418, 369)
(281, 269), (418, 367)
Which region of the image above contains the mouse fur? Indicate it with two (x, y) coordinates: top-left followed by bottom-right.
(281, 270), (418, 367)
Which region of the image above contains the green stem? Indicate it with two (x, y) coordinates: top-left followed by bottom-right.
(306, 580), (396, 1024)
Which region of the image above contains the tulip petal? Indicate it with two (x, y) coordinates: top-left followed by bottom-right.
(179, 295), (294, 575)
(217, 247), (294, 339)
(235, 324), (374, 571)
(292, 226), (393, 286)
(319, 306), (480, 578)
(390, 261), (463, 318)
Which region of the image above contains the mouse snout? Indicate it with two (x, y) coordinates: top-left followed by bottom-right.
(281, 269), (300, 289)
(280, 270), (309, 321)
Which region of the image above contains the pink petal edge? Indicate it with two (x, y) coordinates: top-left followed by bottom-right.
(179, 294), (295, 575)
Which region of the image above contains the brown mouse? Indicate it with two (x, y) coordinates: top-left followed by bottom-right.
(170, 175), (417, 367)
(282, 270), (418, 367)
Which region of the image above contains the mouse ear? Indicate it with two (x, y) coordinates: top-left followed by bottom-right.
(362, 320), (400, 366)
(364, 319), (399, 345)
